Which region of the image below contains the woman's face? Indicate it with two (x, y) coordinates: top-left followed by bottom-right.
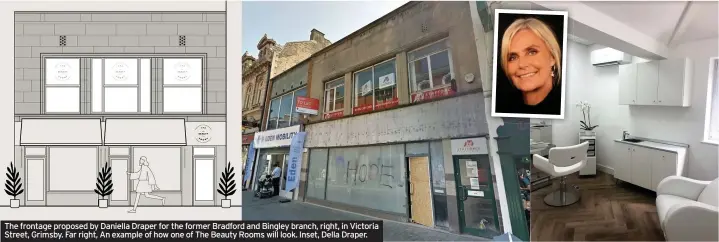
(506, 28), (555, 92)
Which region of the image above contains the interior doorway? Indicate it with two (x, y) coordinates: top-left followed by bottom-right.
(408, 156), (433, 227)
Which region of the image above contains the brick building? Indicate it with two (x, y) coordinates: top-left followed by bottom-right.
(12, 11), (231, 207)
(241, 30), (330, 162)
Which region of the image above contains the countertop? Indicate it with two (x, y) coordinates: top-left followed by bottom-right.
(614, 139), (687, 153)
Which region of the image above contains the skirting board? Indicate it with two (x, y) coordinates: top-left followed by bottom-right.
(597, 164), (614, 175)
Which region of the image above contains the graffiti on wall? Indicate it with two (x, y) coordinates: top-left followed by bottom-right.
(334, 155), (396, 189)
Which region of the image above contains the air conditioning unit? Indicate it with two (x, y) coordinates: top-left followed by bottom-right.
(591, 47), (632, 67)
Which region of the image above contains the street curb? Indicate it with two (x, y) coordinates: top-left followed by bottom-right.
(300, 201), (490, 241)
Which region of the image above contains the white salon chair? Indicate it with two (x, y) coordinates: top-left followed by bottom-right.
(656, 176), (718, 242)
(532, 142), (589, 207)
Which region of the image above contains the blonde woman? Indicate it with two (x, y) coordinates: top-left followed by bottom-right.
(127, 156), (165, 213)
(498, 17), (562, 115)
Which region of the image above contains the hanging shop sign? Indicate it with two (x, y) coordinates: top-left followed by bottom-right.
(295, 97), (319, 115)
(253, 125), (301, 149)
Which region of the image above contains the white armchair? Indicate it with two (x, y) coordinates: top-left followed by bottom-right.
(656, 176), (718, 241)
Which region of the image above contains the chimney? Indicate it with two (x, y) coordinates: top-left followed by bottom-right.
(310, 29), (326, 42)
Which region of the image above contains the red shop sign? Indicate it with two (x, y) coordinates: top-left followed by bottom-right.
(323, 110), (344, 120)
(411, 85), (456, 103)
(375, 98), (399, 111)
(295, 96), (319, 115)
(352, 105), (374, 115)
(242, 134), (254, 145)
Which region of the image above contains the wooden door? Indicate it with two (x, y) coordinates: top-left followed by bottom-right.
(409, 157), (433, 227)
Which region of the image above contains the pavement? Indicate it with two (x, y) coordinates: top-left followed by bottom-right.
(242, 191), (487, 241)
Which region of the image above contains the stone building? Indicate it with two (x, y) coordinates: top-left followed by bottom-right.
(241, 29), (330, 151)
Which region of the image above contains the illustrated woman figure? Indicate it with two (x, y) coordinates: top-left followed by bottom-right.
(500, 17), (563, 115)
(127, 156), (165, 213)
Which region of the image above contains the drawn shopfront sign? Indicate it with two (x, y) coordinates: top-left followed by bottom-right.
(253, 125), (301, 149)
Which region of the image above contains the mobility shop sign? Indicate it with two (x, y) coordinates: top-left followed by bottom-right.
(295, 96), (319, 115)
(253, 125), (301, 148)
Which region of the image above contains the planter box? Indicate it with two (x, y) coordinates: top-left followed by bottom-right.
(221, 199), (231, 208)
(10, 199), (19, 208)
(98, 199), (109, 208)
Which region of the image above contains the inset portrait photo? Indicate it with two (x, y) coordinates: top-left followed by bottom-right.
(491, 9), (568, 119)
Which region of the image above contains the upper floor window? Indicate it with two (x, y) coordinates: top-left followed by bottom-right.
(704, 57), (719, 144)
(163, 58), (203, 113)
(324, 78), (345, 115)
(408, 38), (455, 103)
(90, 58), (151, 113)
(45, 58), (81, 113)
(244, 83), (254, 109)
(352, 59), (398, 114)
(266, 87), (307, 130)
(254, 73), (265, 105)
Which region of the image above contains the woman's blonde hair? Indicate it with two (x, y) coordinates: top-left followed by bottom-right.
(500, 17), (562, 84)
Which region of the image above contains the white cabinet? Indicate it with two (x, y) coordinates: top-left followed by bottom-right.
(613, 141), (684, 192)
(615, 142), (632, 181)
(617, 58), (692, 107)
(618, 64), (637, 105)
(651, 150), (678, 191)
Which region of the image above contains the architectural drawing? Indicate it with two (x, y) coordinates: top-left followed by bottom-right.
(2, 1), (241, 220)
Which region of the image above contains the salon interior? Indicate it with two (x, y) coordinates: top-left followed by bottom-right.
(526, 1), (718, 241)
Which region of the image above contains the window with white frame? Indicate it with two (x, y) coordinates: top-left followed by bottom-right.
(91, 58), (151, 113)
(45, 58), (81, 113)
(408, 39), (454, 100)
(353, 59), (398, 114)
(163, 58), (203, 113)
(266, 87), (307, 130)
(324, 78), (345, 114)
(704, 57), (719, 144)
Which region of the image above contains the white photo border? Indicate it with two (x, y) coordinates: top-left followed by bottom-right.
(490, 9), (569, 119)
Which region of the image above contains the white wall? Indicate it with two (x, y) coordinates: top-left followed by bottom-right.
(553, 38), (719, 180)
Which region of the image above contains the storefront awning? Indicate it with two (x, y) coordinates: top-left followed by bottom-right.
(105, 119), (187, 146)
(20, 119), (103, 146)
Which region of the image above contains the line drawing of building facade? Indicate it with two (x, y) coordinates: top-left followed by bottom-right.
(6, 9), (235, 209)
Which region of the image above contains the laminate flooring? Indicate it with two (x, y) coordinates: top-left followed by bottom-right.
(530, 172), (665, 241)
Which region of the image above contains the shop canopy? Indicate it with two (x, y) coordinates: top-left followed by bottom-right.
(104, 119), (187, 146)
(20, 119), (103, 146)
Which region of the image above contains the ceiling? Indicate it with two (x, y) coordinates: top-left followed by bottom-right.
(583, 1), (718, 46)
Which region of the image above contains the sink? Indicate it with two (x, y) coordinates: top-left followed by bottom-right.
(623, 138), (642, 143)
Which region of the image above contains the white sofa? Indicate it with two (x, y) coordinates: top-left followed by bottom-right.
(656, 176), (718, 241)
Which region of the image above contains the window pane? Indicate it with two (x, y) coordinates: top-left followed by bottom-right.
(140, 59), (151, 112)
(133, 148), (182, 191)
(408, 39), (449, 62)
(163, 58), (203, 85)
(49, 148), (96, 191)
(354, 69), (373, 108)
(430, 51), (452, 87)
(91, 59), (103, 112)
(45, 58), (80, 85)
(163, 87), (202, 113)
(373, 60), (397, 106)
(410, 58), (430, 92)
(291, 88), (307, 126)
(267, 98), (281, 130)
(335, 85), (345, 110)
(46, 87), (79, 113)
(278, 93), (293, 129)
(105, 87), (138, 113)
(104, 59), (138, 85)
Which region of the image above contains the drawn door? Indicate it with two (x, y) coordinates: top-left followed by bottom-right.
(409, 156), (433, 227)
(26, 159), (45, 206)
(111, 159), (129, 205)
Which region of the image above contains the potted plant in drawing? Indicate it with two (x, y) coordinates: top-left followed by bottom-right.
(217, 162), (237, 208)
(94, 161), (113, 208)
(4, 162), (23, 208)
(577, 101), (598, 136)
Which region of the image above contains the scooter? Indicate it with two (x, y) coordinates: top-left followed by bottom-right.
(254, 174), (274, 199)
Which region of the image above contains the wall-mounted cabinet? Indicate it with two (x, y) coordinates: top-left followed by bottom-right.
(618, 58), (693, 106)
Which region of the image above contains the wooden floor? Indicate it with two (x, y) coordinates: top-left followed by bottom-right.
(530, 171), (665, 241)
